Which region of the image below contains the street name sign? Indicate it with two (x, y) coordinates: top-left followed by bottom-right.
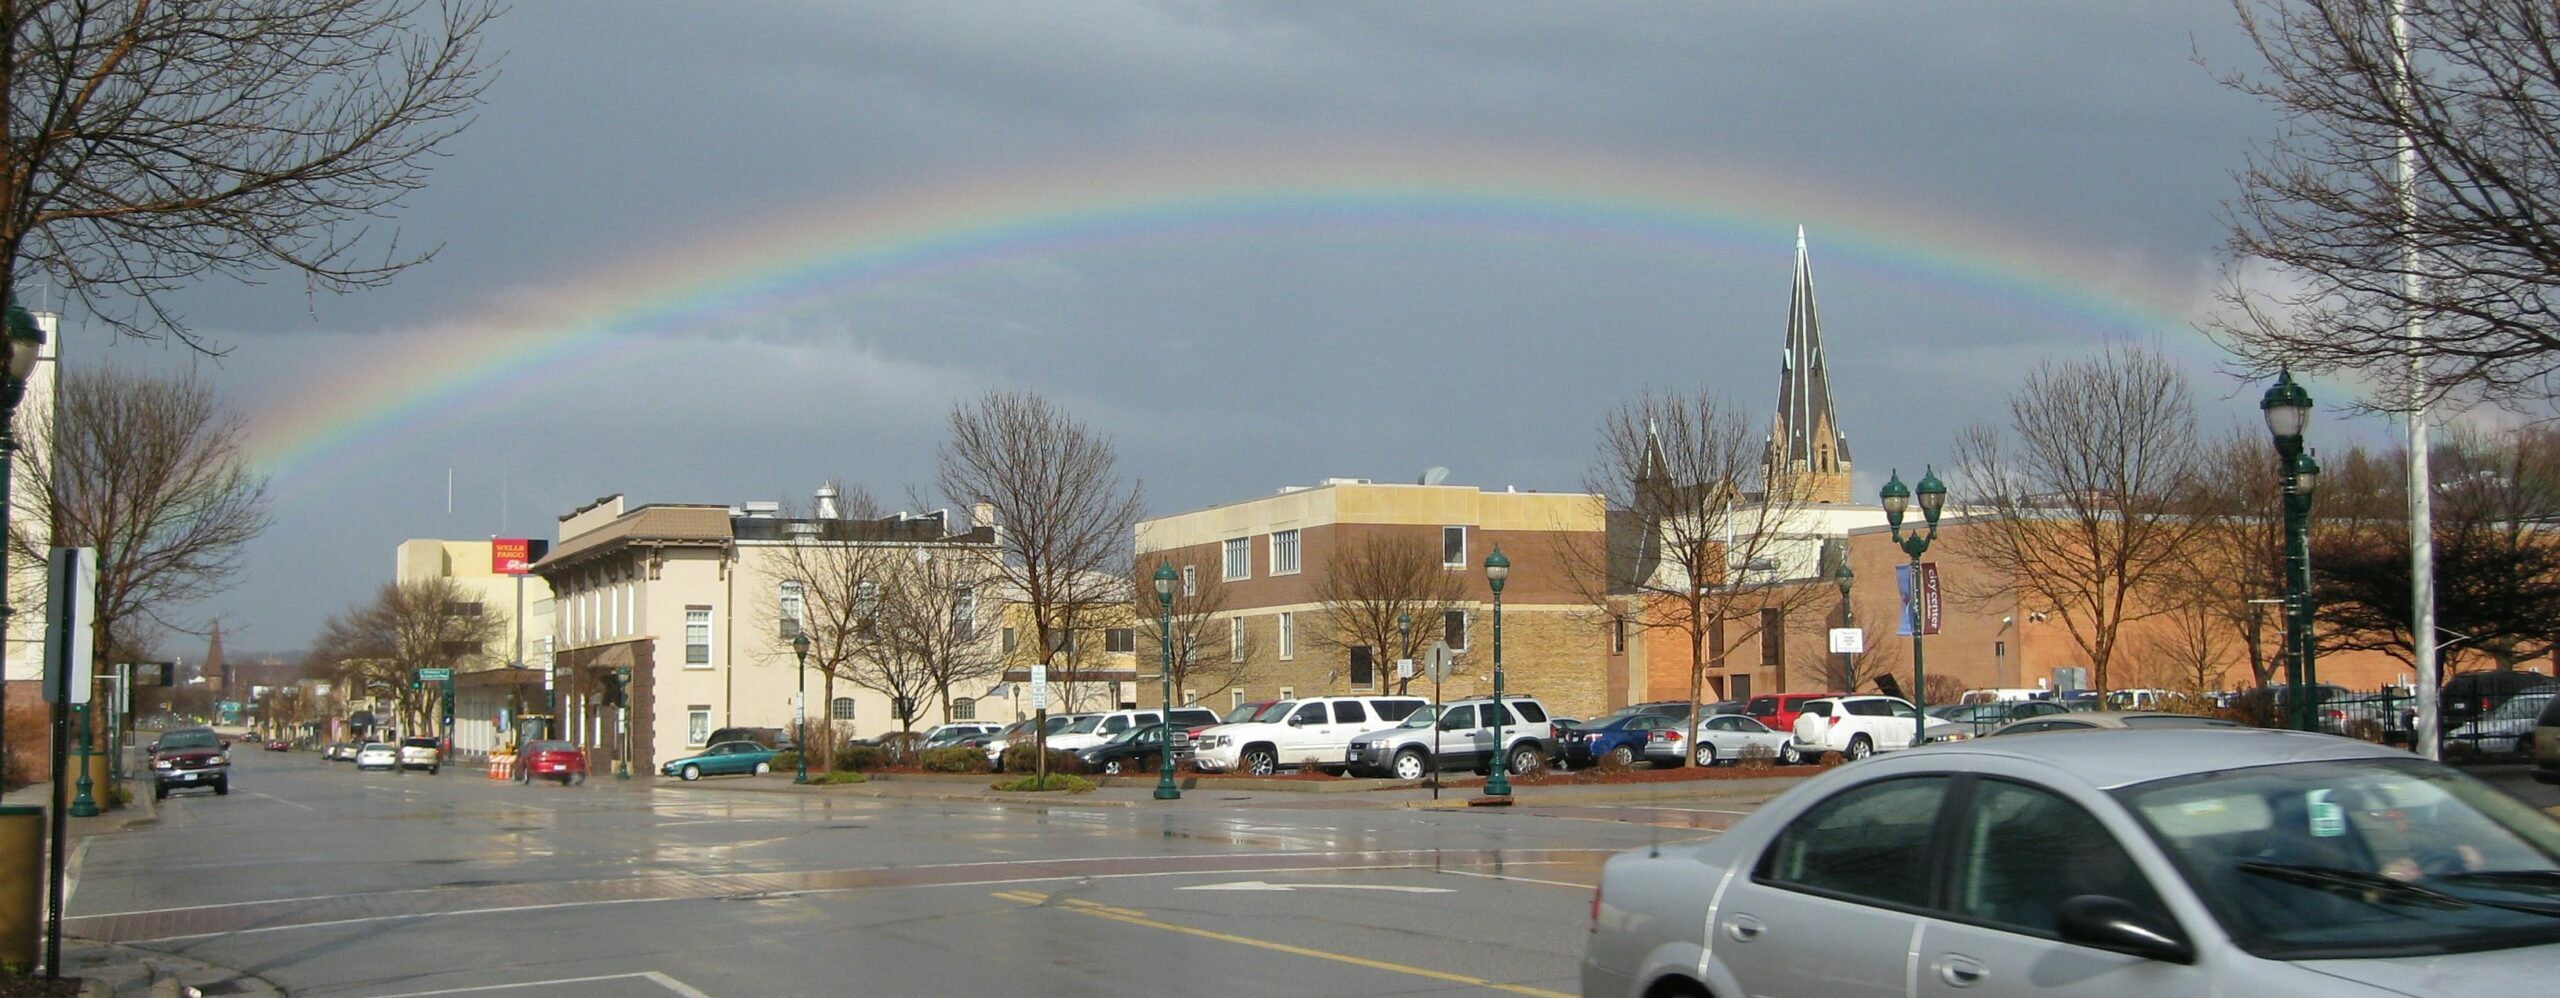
(418, 668), (453, 682)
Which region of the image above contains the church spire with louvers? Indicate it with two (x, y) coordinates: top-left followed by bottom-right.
(1769, 227), (1852, 503)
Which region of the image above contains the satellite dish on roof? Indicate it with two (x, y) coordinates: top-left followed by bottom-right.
(1419, 466), (1450, 486)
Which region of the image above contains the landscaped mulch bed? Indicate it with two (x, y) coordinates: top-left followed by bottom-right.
(1429, 762), (1832, 790)
(0, 974), (84, 997)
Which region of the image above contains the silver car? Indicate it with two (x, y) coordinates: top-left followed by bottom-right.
(1644, 713), (1794, 767)
(1583, 729), (2560, 997)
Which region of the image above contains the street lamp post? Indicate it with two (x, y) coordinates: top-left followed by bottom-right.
(2261, 370), (2321, 733)
(1396, 612), (1411, 691)
(1880, 468), (1947, 748)
(0, 305), (43, 775)
(1152, 564), (1180, 801)
(1834, 559), (1856, 693)
(1483, 546), (1513, 797)
(791, 631), (810, 784)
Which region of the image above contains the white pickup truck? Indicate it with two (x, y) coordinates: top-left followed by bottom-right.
(1192, 696), (1428, 775)
(1791, 695), (1969, 760)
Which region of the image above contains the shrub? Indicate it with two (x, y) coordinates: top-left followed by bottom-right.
(770, 750), (801, 773)
(918, 747), (987, 773)
(1735, 744), (1778, 770)
(835, 745), (888, 772)
(1001, 748), (1085, 775)
(993, 773), (1095, 793)
(1816, 751), (1847, 769)
(1592, 752), (1633, 774)
(806, 771), (868, 785)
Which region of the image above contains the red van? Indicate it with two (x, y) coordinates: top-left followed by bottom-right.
(1745, 692), (1845, 736)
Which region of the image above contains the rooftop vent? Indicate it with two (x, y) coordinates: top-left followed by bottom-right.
(741, 500), (781, 518)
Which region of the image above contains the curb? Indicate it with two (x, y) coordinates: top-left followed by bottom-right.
(62, 937), (282, 997)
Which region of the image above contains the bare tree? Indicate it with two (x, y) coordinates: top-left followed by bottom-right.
(0, 0), (502, 347)
(1128, 561), (1257, 706)
(1311, 532), (1468, 696)
(1788, 591), (1902, 694)
(2311, 428), (2560, 667)
(2213, 0), (2560, 405)
(1952, 345), (2208, 697)
(9, 367), (269, 682)
(309, 577), (505, 736)
(868, 545), (1006, 738)
(937, 390), (1142, 780)
(760, 487), (894, 766)
(2159, 427), (2290, 690)
(1567, 388), (1829, 758)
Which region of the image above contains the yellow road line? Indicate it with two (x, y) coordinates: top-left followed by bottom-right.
(988, 891), (1574, 998)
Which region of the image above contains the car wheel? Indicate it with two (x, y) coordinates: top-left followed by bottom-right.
(429, 765), (439, 775)
(568, 773), (584, 786)
(1392, 749), (1430, 781)
(1779, 743), (1804, 765)
(1102, 758), (1124, 775)
(1847, 735), (1874, 760)
(680, 764), (702, 782)
(1606, 744), (1636, 768)
(754, 762), (770, 775)
(1507, 744), (1543, 776)
(1241, 747), (1278, 776)
(215, 779), (229, 796)
(153, 784), (167, 801)
(1695, 742), (1719, 767)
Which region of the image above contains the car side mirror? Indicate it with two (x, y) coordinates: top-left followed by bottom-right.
(146, 742), (159, 753)
(2057, 895), (2194, 964)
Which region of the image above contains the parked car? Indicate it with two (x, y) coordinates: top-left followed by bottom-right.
(2441, 669), (2560, 732)
(1932, 699), (2073, 736)
(919, 722), (1003, 748)
(1582, 729), (2560, 998)
(1075, 723), (1193, 775)
(1562, 711), (1681, 768)
(148, 727), (230, 799)
(261, 739), (289, 752)
(355, 742), (397, 771)
(1201, 702), (1272, 738)
(398, 737), (443, 774)
(985, 713), (1092, 769)
(1790, 695), (1968, 760)
(1958, 687), (2051, 705)
(1744, 692), (1843, 736)
(660, 740), (779, 781)
(2534, 694), (2560, 785)
(705, 726), (793, 751)
(2444, 691), (2557, 760)
(514, 740), (589, 785)
(1196, 696), (1428, 775)
(1647, 713), (1794, 767)
(1048, 708), (1220, 754)
(1986, 710), (2246, 737)
(1343, 696), (1556, 780)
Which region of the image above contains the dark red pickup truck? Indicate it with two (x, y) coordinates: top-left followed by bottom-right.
(149, 727), (231, 799)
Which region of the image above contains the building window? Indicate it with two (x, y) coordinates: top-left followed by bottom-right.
(1278, 686), (1294, 701)
(1270, 529), (1300, 575)
(1003, 627), (1017, 655)
(778, 581), (805, 638)
(1611, 615), (1627, 655)
(1230, 618), (1245, 662)
(687, 706), (711, 747)
(1230, 689), (1245, 709)
(604, 588), (616, 638)
(1350, 647), (1374, 688)
(685, 606), (712, 666)
(1443, 609), (1467, 652)
(953, 583), (976, 640)
(952, 697), (976, 721)
(1443, 526), (1466, 568)
(1054, 630), (1076, 654)
(1223, 537), (1250, 581)
(1761, 607), (1787, 673)
(1182, 565), (1197, 597)
(1183, 689), (1197, 706)
(1277, 612), (1294, 660)
(1106, 628), (1135, 653)
(831, 697), (856, 721)
(623, 583), (636, 636)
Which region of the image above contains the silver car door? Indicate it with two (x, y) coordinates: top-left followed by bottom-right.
(1711, 774), (1953, 998)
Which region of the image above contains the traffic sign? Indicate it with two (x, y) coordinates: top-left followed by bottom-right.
(1425, 642), (1455, 684)
(418, 668), (453, 682)
(1828, 628), (1865, 654)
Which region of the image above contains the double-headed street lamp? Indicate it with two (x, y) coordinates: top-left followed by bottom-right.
(2261, 370), (2321, 732)
(1152, 563), (1181, 801)
(791, 630), (811, 784)
(1483, 546), (1512, 797)
(1880, 467), (1947, 748)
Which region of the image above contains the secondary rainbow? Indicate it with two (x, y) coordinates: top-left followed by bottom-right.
(243, 143), (2205, 506)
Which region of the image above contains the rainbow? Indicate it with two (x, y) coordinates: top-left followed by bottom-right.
(242, 142), (2204, 506)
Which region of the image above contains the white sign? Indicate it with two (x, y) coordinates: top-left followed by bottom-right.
(1425, 642), (1455, 684)
(1396, 658), (1415, 680)
(1029, 665), (1049, 711)
(793, 691), (806, 725)
(1828, 628), (1865, 654)
(43, 547), (95, 705)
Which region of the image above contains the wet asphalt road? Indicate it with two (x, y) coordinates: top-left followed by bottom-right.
(68, 750), (1733, 997)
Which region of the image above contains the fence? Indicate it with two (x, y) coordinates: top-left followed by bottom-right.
(2223, 684), (2556, 760)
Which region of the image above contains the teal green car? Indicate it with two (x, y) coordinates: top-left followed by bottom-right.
(660, 740), (778, 781)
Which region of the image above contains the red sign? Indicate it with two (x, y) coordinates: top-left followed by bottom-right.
(493, 538), (532, 575)
(1918, 562), (1942, 636)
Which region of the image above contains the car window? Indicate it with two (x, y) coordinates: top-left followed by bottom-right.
(1254, 701), (1296, 723)
(1628, 716), (1665, 731)
(1747, 697), (1775, 717)
(1134, 713), (1160, 726)
(1374, 700), (1423, 722)
(1102, 717), (1131, 734)
(1760, 776), (1953, 908)
(1846, 700), (1893, 717)
(1291, 703), (1328, 725)
(1701, 716), (1734, 732)
(2119, 715), (2236, 729)
(1952, 779), (2170, 935)
(1801, 702), (1833, 718)
(1993, 721), (2054, 736)
(1732, 716), (1771, 733)
(2540, 696), (2560, 727)
(1333, 701), (1368, 724)
(1439, 705), (1477, 730)
(1514, 701), (1548, 724)
(1174, 710), (1217, 727)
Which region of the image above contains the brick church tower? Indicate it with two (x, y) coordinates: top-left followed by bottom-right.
(1768, 227), (1853, 504)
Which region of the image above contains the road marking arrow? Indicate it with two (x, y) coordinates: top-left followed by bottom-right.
(1181, 880), (1453, 894)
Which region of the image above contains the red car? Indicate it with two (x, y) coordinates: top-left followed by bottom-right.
(514, 740), (589, 785)
(1745, 692), (1846, 736)
(263, 739), (289, 752)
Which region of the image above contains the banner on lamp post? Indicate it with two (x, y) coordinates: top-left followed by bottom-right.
(1894, 563), (1944, 637)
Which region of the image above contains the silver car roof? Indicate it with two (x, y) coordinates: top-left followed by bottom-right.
(1901, 728), (2405, 790)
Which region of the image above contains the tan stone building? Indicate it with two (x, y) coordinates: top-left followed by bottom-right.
(392, 538), (558, 756)
(1134, 480), (1617, 720)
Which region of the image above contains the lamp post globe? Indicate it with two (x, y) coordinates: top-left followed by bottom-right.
(2260, 367), (2313, 455)
(791, 631), (810, 784)
(1152, 563), (1181, 800)
(1483, 546), (1513, 797)
(1879, 469), (1910, 526)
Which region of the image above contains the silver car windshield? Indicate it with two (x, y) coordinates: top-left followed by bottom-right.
(1397, 706), (1440, 729)
(1251, 701), (1295, 723)
(2117, 758), (2560, 959)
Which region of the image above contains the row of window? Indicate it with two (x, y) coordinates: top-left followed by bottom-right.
(558, 579), (715, 669)
(999, 627), (1137, 655)
(1217, 526), (1475, 582)
(776, 581), (980, 639)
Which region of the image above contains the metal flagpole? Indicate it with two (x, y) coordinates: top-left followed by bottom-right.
(2394, 2), (2441, 761)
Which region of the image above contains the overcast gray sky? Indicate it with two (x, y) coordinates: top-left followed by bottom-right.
(85, 1), (2363, 656)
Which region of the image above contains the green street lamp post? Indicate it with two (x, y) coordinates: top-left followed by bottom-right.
(69, 704), (96, 817)
(1396, 612), (1411, 691)
(1834, 558), (1856, 693)
(792, 631), (811, 784)
(1153, 563), (1181, 801)
(1483, 546), (1513, 797)
(614, 665), (633, 780)
(0, 305), (42, 776)
(1881, 467), (1948, 748)
(2261, 370), (2321, 732)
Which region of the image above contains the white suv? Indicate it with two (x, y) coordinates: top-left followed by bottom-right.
(1047, 708), (1220, 753)
(1791, 695), (1969, 760)
(1193, 696), (1428, 775)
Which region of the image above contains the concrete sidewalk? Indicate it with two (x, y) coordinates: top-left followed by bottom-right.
(58, 938), (282, 997)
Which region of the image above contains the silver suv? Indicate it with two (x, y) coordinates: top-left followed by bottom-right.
(1346, 696), (1557, 780)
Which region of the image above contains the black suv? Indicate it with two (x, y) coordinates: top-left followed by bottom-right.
(2441, 670), (2560, 732)
(149, 727), (231, 799)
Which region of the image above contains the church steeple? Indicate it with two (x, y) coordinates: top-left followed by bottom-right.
(1770, 227), (1852, 503)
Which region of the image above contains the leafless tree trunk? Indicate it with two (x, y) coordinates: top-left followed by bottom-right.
(9, 367), (270, 686)
(1565, 388), (1830, 760)
(1129, 561), (1257, 704)
(1311, 532), (1468, 696)
(938, 389), (1142, 785)
(0, 0), (502, 347)
(868, 544), (1006, 739)
(1952, 344), (2208, 698)
(2213, 0), (2560, 406)
(308, 577), (507, 736)
(2158, 427), (2290, 690)
(760, 487), (902, 767)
